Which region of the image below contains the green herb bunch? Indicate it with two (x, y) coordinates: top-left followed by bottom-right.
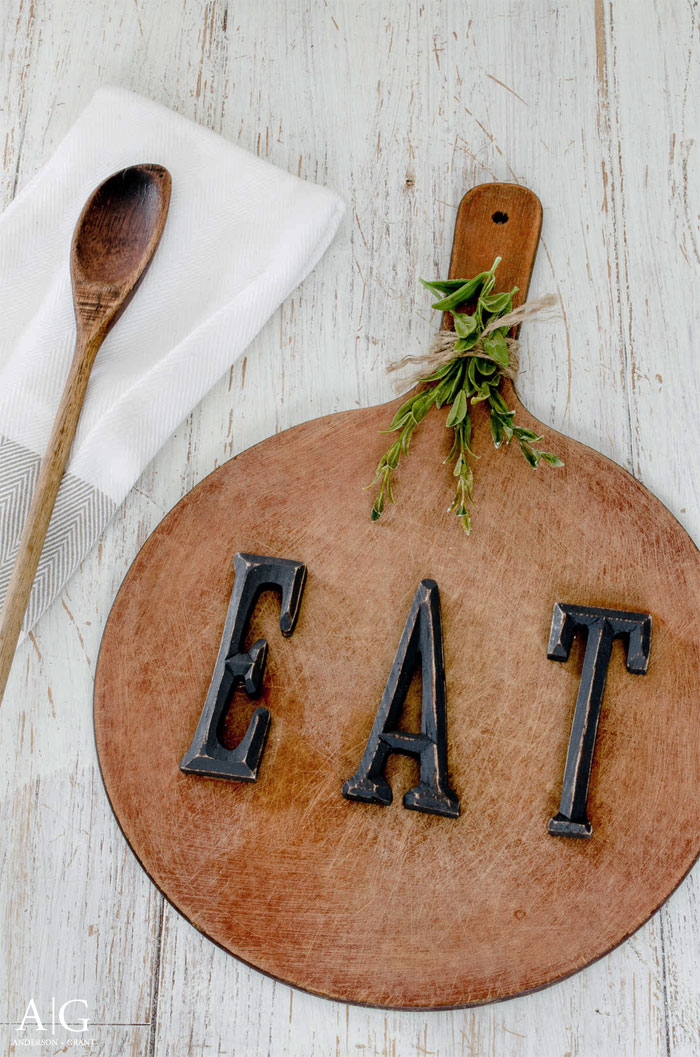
(370, 257), (562, 534)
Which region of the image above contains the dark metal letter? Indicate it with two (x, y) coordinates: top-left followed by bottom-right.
(180, 553), (307, 782)
(342, 579), (460, 819)
(548, 602), (651, 838)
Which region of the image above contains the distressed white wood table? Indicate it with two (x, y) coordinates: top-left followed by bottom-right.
(1, 1), (699, 1054)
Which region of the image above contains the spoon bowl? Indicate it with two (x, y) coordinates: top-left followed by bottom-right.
(71, 163), (171, 344)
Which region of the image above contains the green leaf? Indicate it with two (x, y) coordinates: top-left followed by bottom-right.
(419, 277), (486, 295)
(480, 288), (517, 315)
(480, 270), (497, 298)
(388, 394), (420, 430)
(520, 442), (540, 468)
(444, 361), (465, 403)
(445, 430), (459, 463)
(466, 473), (474, 500)
(445, 388), (467, 427)
(419, 278), (454, 296)
(512, 426), (542, 442)
(541, 451), (564, 467)
(406, 392), (430, 425)
(482, 331), (509, 366)
(462, 464), (474, 501)
(433, 378), (451, 410)
(462, 414), (472, 451)
(490, 411), (504, 448)
(419, 360), (455, 383)
(386, 442), (400, 469)
(455, 331), (481, 353)
(428, 273), (490, 311)
(489, 388), (511, 414)
(453, 312), (477, 339)
(383, 414), (409, 434)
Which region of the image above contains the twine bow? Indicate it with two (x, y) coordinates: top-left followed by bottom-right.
(388, 292), (560, 382)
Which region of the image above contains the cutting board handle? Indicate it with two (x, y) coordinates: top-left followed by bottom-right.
(442, 182), (543, 333)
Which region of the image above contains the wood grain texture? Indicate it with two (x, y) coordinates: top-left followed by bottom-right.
(1, 0), (698, 1052)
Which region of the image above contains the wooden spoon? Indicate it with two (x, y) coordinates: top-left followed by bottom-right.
(0, 163), (171, 701)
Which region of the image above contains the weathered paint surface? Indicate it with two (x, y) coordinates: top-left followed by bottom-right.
(1, 1), (698, 1053)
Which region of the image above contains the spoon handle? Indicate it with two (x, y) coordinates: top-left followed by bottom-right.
(0, 335), (100, 700)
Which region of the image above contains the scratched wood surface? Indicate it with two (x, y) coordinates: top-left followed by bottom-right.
(92, 181), (700, 1010)
(1, 0), (698, 1054)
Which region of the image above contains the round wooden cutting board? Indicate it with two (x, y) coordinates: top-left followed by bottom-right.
(94, 186), (700, 1008)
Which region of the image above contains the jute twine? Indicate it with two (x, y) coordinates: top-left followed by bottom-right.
(388, 293), (559, 382)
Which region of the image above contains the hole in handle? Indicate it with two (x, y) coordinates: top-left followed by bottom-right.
(492, 211), (509, 224)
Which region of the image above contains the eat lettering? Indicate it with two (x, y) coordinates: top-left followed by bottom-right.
(180, 553), (652, 838)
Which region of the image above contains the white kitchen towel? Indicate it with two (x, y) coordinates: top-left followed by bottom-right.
(0, 87), (345, 636)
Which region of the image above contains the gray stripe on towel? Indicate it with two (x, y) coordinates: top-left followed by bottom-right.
(0, 435), (116, 635)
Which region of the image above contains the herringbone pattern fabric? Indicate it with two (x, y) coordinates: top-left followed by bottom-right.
(0, 436), (115, 634)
